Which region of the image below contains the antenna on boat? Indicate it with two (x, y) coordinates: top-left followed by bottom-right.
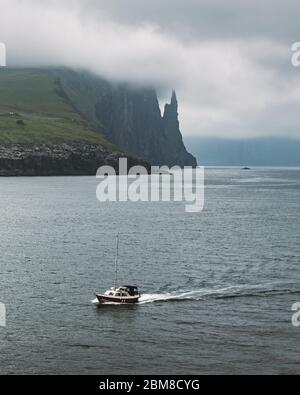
(113, 232), (120, 290)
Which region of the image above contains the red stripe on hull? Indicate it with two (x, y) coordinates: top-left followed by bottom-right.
(96, 295), (139, 304)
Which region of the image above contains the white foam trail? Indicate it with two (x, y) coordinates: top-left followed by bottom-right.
(138, 284), (277, 304)
(139, 293), (173, 304)
(92, 283), (285, 306)
(139, 289), (213, 304)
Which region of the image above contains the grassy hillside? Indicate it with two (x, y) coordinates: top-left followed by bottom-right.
(0, 68), (113, 146)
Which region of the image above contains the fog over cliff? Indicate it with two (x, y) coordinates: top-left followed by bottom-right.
(1, 0), (300, 140)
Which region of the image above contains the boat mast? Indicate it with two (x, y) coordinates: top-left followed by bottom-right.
(114, 233), (119, 289)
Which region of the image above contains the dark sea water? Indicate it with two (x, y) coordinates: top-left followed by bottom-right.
(0, 168), (299, 375)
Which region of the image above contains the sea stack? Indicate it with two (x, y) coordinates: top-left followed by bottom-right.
(162, 90), (197, 167)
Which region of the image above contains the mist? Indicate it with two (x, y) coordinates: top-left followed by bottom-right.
(1, 0), (300, 139)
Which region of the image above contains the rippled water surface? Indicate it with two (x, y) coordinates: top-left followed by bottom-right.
(0, 168), (299, 374)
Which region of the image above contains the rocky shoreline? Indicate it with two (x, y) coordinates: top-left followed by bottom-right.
(0, 144), (149, 176)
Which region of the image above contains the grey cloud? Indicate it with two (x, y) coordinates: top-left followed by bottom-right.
(0, 0), (299, 139)
(83, 0), (300, 43)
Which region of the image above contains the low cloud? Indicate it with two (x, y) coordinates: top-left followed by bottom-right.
(1, 0), (300, 139)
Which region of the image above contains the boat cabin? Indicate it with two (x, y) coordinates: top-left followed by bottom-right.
(122, 286), (139, 296)
(104, 286), (139, 298)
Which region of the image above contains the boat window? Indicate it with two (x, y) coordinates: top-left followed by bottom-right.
(116, 293), (121, 296)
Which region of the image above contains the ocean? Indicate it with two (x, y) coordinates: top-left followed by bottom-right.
(0, 167), (299, 374)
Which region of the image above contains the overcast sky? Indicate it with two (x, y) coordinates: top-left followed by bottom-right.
(0, 0), (300, 139)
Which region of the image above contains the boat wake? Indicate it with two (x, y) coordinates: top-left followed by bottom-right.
(92, 283), (298, 306)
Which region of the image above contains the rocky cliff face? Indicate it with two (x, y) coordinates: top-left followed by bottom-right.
(0, 144), (149, 176)
(57, 70), (197, 167)
(162, 91), (196, 167)
(0, 68), (151, 176)
(0, 68), (196, 176)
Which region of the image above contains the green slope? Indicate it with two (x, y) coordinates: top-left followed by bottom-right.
(0, 68), (112, 146)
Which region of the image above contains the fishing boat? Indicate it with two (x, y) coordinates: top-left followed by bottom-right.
(95, 234), (140, 304)
(95, 286), (140, 304)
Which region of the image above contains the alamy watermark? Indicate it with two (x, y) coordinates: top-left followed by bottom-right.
(0, 42), (6, 67)
(292, 303), (300, 327)
(96, 158), (204, 213)
(291, 42), (300, 67)
(0, 302), (6, 327)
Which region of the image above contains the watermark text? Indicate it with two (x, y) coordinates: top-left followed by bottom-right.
(0, 42), (6, 67)
(96, 159), (204, 213)
(0, 302), (6, 327)
(292, 302), (300, 327)
(291, 42), (300, 67)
